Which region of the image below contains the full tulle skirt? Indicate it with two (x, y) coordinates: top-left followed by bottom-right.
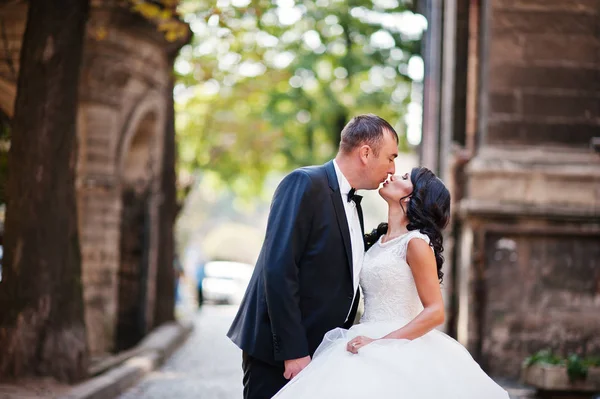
(273, 319), (509, 398)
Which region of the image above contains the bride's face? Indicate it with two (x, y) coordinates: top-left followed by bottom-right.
(379, 172), (413, 203)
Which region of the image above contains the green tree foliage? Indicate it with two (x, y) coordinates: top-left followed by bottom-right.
(128, 0), (189, 41)
(175, 0), (426, 196)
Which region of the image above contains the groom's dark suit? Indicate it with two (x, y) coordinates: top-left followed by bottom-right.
(227, 160), (364, 399)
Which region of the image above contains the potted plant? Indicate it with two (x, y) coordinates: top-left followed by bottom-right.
(522, 349), (600, 393)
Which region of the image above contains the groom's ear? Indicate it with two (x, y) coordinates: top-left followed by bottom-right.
(358, 145), (370, 164)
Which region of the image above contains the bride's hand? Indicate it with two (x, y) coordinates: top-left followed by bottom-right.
(346, 336), (375, 354)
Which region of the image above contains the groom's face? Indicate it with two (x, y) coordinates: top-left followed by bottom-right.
(365, 129), (398, 189)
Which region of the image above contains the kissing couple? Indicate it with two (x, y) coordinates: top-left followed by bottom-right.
(228, 114), (509, 399)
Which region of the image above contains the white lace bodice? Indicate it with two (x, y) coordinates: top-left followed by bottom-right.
(359, 231), (431, 323)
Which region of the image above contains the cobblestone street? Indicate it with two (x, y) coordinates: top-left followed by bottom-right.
(118, 305), (243, 399)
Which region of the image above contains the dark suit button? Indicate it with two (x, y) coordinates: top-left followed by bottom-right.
(347, 294), (353, 300)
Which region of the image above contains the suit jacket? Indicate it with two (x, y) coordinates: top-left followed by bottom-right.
(227, 160), (363, 365)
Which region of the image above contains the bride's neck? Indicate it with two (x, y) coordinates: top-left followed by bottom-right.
(385, 205), (409, 239)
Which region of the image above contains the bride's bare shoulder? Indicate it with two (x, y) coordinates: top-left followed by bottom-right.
(406, 237), (435, 267)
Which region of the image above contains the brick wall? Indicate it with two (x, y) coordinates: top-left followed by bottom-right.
(486, 0), (600, 147)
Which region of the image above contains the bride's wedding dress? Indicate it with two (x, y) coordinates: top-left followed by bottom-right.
(273, 230), (509, 398)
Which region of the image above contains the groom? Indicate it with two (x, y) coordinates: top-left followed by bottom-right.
(227, 114), (399, 399)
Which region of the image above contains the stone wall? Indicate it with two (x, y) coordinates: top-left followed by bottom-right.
(441, 0), (600, 378)
(480, 231), (600, 376)
(78, 13), (169, 352)
(486, 0), (599, 148)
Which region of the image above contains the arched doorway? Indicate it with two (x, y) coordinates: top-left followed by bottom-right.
(115, 111), (157, 351)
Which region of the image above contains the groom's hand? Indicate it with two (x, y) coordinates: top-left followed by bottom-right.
(283, 356), (311, 380)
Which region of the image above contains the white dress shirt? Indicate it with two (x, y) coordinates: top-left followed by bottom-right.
(333, 160), (365, 319)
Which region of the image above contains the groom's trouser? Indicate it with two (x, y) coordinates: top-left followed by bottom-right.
(242, 352), (288, 399)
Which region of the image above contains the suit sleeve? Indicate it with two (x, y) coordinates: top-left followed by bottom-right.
(262, 170), (314, 361)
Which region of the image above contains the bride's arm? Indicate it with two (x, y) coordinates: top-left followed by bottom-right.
(381, 238), (445, 340)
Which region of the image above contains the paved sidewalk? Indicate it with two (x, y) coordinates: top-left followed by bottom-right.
(118, 305), (243, 399)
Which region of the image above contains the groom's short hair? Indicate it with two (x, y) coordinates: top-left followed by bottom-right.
(339, 114), (399, 156)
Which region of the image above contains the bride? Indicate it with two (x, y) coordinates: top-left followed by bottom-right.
(273, 167), (509, 398)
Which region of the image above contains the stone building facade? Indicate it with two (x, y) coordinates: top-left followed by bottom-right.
(421, 0), (600, 377)
(0, 1), (187, 355)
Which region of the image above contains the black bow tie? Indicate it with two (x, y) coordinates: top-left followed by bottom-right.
(347, 188), (362, 205)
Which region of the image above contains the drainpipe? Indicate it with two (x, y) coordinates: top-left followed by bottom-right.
(419, 0), (443, 174)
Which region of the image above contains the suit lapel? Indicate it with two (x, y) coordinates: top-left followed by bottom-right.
(325, 161), (354, 281)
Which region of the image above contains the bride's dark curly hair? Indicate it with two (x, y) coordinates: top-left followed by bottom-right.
(364, 167), (451, 283)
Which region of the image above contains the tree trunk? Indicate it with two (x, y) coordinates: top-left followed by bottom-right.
(153, 70), (177, 326)
(0, 0), (90, 382)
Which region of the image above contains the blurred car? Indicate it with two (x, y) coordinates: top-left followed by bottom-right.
(201, 260), (253, 305)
